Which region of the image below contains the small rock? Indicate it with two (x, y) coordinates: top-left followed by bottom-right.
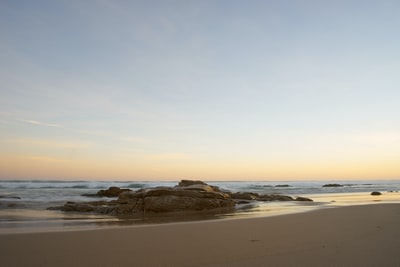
(322, 184), (343, 187)
(295, 196), (313, 202)
(0, 196), (21, 199)
(230, 192), (259, 200)
(258, 194), (294, 201)
(371, 191), (382, 196)
(272, 195), (294, 201)
(178, 180), (207, 187)
(83, 186), (132, 198)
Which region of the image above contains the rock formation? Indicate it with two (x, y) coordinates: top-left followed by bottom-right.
(48, 180), (313, 215)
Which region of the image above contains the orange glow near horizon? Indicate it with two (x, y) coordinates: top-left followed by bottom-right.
(1, 153), (399, 181)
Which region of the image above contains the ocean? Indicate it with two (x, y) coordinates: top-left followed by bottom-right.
(1, 179), (400, 233)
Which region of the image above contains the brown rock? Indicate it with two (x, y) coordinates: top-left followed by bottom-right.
(82, 186), (132, 198)
(178, 180), (207, 187)
(110, 198), (144, 215)
(177, 184), (216, 192)
(144, 195), (234, 213)
(176, 180), (223, 192)
(96, 186), (132, 197)
(258, 194), (294, 201)
(49, 180), (310, 216)
(295, 196), (313, 202)
(118, 190), (146, 200)
(230, 192), (259, 200)
(144, 188), (231, 200)
(60, 202), (96, 212)
(143, 187), (234, 213)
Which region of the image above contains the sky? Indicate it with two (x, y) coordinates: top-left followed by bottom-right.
(0, 0), (399, 181)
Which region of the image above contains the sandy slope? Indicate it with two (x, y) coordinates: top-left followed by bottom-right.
(1, 204), (400, 267)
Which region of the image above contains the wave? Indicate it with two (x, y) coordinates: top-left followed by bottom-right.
(0, 181), (94, 190)
(1, 179), (399, 213)
(127, 183), (146, 189)
(71, 185), (90, 189)
(1, 179), (399, 193)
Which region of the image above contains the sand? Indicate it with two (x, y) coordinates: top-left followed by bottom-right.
(1, 203), (400, 267)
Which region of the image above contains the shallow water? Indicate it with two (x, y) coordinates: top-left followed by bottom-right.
(1, 180), (399, 233)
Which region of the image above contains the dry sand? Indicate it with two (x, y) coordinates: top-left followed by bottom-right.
(1, 203), (399, 267)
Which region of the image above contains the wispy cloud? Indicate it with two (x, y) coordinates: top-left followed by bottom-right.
(18, 119), (64, 128)
(9, 138), (92, 149)
(23, 155), (70, 163)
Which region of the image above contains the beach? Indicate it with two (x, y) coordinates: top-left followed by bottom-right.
(1, 203), (399, 267)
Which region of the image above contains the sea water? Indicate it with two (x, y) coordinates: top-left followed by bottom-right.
(1, 179), (400, 233)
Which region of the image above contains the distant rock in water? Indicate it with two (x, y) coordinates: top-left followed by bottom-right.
(0, 195), (21, 199)
(82, 186), (132, 197)
(371, 191), (382, 196)
(322, 184), (344, 187)
(49, 180), (313, 215)
(178, 180), (207, 187)
(275, 184), (291, 187)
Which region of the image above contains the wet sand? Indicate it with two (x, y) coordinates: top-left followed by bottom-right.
(1, 203), (400, 267)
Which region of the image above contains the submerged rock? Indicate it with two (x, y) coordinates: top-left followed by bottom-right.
(275, 184), (291, 187)
(295, 196), (313, 202)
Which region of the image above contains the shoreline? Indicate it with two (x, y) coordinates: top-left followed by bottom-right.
(1, 191), (400, 234)
(1, 203), (400, 266)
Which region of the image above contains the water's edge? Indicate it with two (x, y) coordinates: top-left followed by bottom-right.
(1, 180), (399, 233)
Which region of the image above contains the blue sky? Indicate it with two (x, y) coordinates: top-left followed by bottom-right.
(1, 0), (399, 180)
